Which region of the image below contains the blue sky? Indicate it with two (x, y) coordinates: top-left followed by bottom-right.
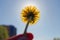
(0, 0), (60, 40)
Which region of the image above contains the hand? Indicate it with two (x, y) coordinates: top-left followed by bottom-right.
(7, 33), (34, 40)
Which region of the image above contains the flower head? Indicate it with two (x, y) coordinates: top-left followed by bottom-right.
(21, 5), (40, 24)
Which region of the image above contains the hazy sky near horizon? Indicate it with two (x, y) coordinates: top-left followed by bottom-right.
(0, 0), (60, 40)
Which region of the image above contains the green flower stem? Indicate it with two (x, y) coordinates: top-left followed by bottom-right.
(23, 17), (32, 36)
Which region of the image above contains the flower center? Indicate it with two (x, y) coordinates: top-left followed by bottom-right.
(27, 12), (34, 20)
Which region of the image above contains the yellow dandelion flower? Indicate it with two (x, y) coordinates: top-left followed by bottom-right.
(21, 5), (40, 24)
